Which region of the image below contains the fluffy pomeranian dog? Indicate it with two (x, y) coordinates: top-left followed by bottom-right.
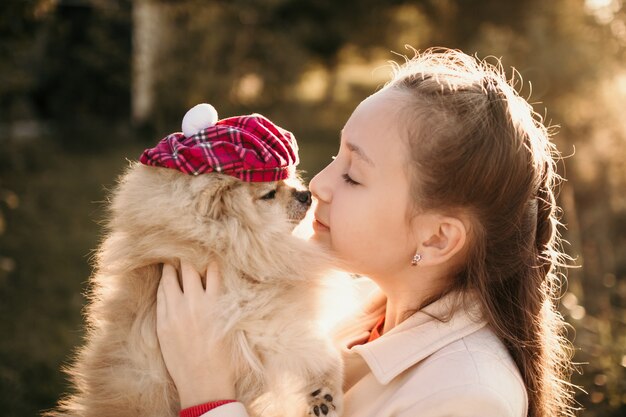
(45, 163), (343, 417)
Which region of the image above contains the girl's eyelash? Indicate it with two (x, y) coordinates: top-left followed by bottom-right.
(342, 173), (360, 185)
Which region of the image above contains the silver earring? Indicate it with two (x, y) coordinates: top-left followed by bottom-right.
(411, 253), (422, 266)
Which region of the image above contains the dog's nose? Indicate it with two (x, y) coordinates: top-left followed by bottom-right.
(294, 190), (312, 206)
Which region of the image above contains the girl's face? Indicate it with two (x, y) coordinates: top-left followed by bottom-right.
(309, 88), (417, 278)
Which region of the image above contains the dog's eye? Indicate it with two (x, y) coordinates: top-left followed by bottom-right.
(260, 189), (277, 200)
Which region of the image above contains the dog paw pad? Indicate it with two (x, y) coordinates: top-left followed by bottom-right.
(309, 387), (337, 416)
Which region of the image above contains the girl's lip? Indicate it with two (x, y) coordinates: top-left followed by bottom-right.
(313, 218), (330, 231)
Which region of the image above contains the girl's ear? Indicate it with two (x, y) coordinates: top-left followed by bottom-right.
(414, 214), (468, 267)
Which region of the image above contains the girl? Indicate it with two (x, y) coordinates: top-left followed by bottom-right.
(156, 48), (575, 417)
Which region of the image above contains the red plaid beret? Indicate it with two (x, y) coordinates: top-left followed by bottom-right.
(139, 105), (299, 182)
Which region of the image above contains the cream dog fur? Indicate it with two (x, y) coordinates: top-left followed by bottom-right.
(46, 163), (343, 417)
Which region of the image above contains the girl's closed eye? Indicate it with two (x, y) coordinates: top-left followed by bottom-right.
(342, 173), (360, 186)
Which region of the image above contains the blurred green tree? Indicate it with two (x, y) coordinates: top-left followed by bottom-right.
(34, 0), (132, 149)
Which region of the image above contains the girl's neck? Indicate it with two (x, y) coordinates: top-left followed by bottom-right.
(382, 293), (422, 334)
(376, 273), (448, 335)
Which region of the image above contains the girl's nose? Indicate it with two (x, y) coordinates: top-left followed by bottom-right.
(309, 167), (331, 203)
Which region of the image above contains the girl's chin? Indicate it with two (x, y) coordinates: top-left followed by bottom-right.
(310, 230), (331, 245)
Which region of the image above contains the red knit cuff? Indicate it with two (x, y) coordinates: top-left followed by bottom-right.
(179, 400), (237, 417)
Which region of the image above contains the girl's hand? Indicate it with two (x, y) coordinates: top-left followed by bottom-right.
(156, 261), (236, 408)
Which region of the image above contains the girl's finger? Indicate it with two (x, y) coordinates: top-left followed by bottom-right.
(180, 260), (203, 295)
(161, 263), (183, 299)
(205, 262), (222, 299)
(156, 273), (167, 317)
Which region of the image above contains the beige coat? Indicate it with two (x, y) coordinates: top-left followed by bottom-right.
(203, 291), (528, 417)
(336, 291), (528, 417)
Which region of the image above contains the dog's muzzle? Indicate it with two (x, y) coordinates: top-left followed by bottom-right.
(287, 190), (312, 224)
(293, 190), (312, 207)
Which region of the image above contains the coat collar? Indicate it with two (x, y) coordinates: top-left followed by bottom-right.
(345, 291), (487, 386)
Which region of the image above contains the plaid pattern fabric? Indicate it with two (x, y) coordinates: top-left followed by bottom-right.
(139, 114), (299, 182)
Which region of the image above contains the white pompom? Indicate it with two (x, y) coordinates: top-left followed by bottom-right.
(181, 103), (219, 137)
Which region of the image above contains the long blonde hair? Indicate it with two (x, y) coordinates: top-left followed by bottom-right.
(388, 48), (576, 417)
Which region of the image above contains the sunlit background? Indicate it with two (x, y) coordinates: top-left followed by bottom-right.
(1, 0), (625, 416)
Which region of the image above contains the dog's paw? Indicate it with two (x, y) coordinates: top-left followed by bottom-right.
(308, 388), (339, 417)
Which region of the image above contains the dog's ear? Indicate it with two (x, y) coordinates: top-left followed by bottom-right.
(195, 176), (240, 220)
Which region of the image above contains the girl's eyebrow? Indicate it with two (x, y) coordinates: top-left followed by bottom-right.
(346, 142), (375, 167)
(340, 130), (376, 167)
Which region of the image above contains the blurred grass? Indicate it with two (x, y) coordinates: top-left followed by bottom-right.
(0, 141), (145, 416)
